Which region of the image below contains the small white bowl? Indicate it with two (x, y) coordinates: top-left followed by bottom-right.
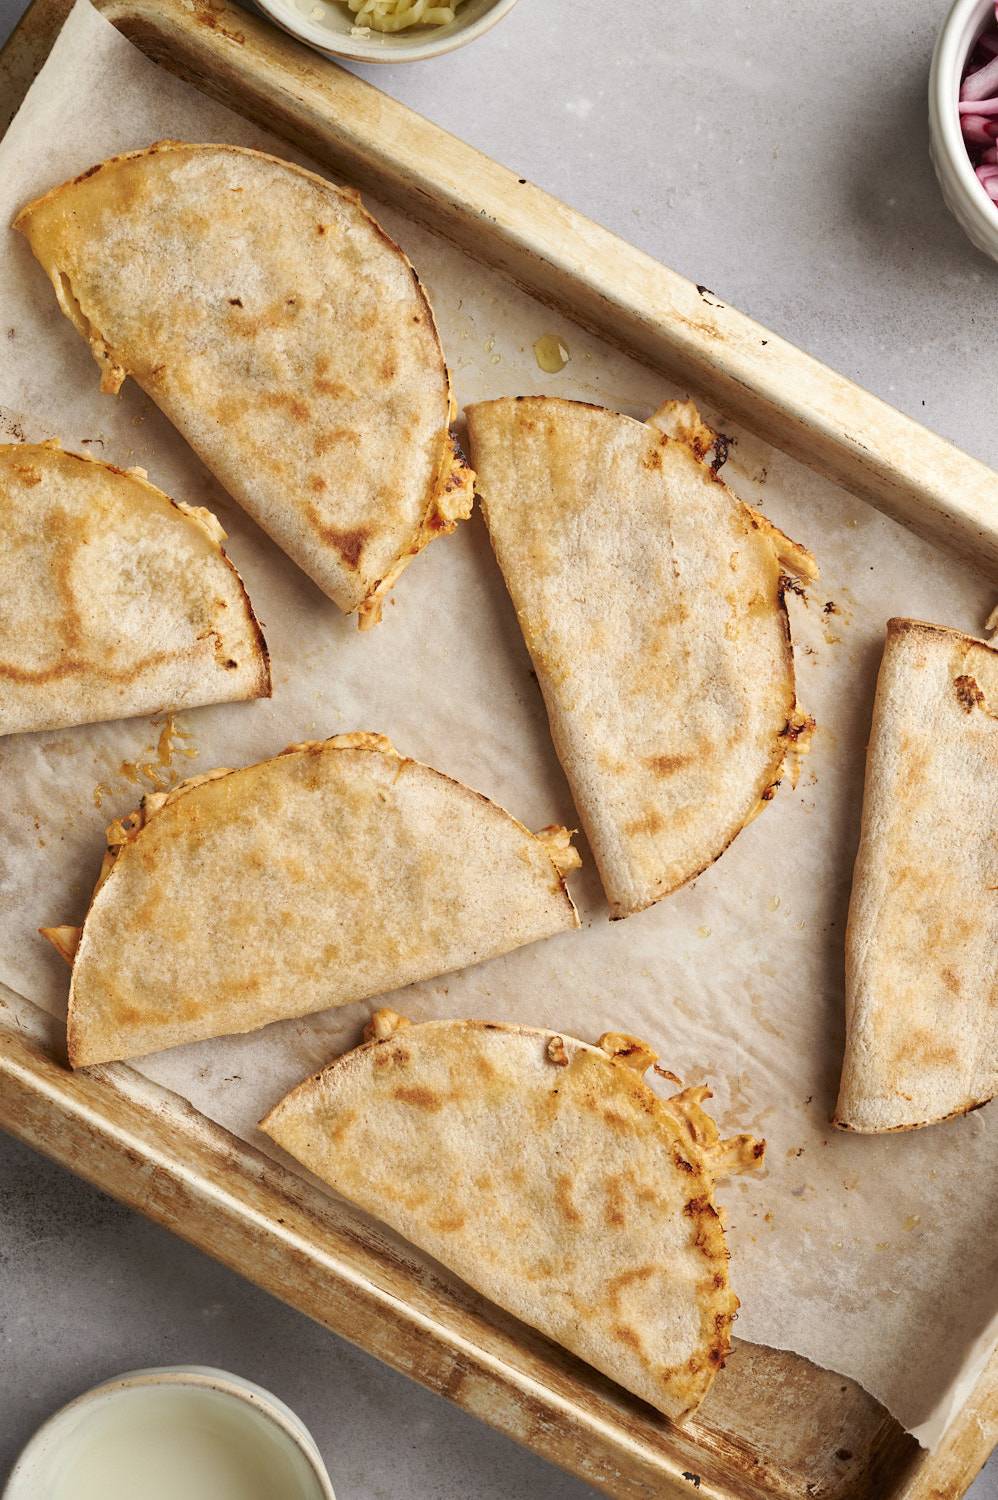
(3, 1366), (336, 1500)
(253, 0), (521, 64)
(929, 0), (998, 262)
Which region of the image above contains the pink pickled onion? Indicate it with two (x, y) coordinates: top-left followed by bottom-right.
(960, 53), (998, 98)
(962, 115), (998, 142)
(958, 6), (998, 204)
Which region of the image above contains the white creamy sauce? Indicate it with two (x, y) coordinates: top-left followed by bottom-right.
(47, 1387), (325, 1500)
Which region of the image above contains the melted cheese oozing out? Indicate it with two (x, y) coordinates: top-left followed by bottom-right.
(344, 0), (465, 31)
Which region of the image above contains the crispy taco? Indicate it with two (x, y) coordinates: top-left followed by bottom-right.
(834, 618), (998, 1132)
(262, 1010), (764, 1422)
(0, 441), (268, 736)
(45, 734), (580, 1067)
(465, 396), (816, 918)
(15, 142), (474, 627)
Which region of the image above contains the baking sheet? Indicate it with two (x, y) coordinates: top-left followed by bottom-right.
(0, 0), (996, 1448)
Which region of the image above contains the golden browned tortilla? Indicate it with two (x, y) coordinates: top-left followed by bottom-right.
(834, 618), (998, 1133)
(0, 441), (268, 736)
(465, 396), (816, 918)
(46, 733), (580, 1067)
(262, 1010), (764, 1422)
(14, 141), (474, 627)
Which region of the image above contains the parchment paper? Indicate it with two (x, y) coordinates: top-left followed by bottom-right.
(1, 0), (996, 1447)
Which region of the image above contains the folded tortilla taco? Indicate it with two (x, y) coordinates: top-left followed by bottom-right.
(262, 1009), (764, 1422)
(465, 396), (816, 919)
(15, 142), (474, 628)
(834, 618), (998, 1133)
(0, 441), (268, 737)
(45, 733), (580, 1067)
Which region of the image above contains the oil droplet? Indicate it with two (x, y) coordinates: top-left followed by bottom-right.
(533, 334), (570, 374)
(92, 782), (113, 809)
(490, 354), (501, 365)
(118, 760), (140, 784)
(139, 762), (173, 788)
(903, 1213), (921, 1231)
(697, 925), (711, 939)
(154, 714), (197, 766)
(768, 895), (781, 911)
(484, 336), (495, 353)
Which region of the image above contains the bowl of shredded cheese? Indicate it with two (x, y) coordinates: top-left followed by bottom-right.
(254, 0), (521, 62)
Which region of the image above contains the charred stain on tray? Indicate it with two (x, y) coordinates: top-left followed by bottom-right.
(709, 432), (733, 474)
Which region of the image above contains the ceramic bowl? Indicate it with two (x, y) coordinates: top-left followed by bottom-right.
(253, 0), (521, 65)
(2, 1365), (336, 1500)
(929, 0), (998, 262)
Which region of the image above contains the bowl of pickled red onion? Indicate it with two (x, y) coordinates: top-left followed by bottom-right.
(930, 0), (998, 260)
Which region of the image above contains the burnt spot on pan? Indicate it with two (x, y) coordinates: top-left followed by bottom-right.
(709, 432), (732, 474)
(778, 572), (808, 601)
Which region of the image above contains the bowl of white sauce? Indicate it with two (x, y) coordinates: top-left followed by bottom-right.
(2, 1366), (335, 1500)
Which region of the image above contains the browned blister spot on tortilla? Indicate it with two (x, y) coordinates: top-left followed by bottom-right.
(954, 674), (985, 712)
(603, 1175), (627, 1228)
(303, 505), (370, 571)
(941, 967), (961, 995)
(223, 296), (299, 339)
(624, 807), (666, 838)
(613, 1323), (645, 1356)
(261, 390), (311, 423)
(328, 1107), (357, 1143)
(644, 752), (694, 777)
(893, 1028), (959, 1069)
(315, 377), (350, 400)
(313, 428), (359, 457)
(430, 1212), (466, 1234)
(604, 1265), (656, 1312)
(393, 1084), (444, 1112)
(554, 1172), (582, 1224)
(372, 1044), (412, 1070)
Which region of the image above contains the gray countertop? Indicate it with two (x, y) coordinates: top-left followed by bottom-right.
(0, 0), (995, 1495)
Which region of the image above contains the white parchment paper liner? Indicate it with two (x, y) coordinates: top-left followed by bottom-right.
(0, 0), (995, 1447)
